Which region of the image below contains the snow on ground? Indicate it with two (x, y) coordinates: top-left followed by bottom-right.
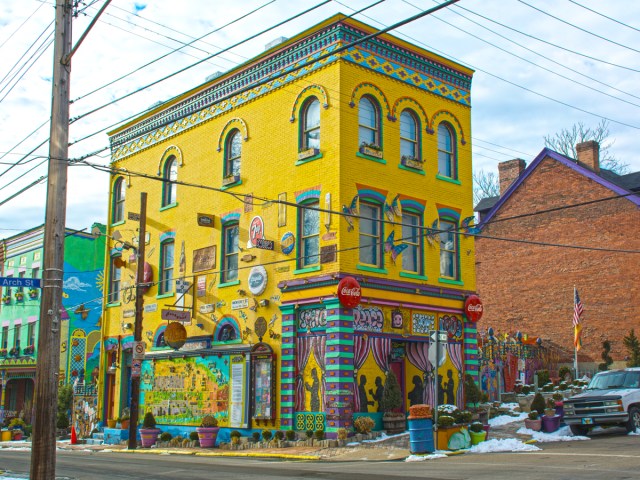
(516, 425), (589, 442)
(468, 438), (541, 453)
(489, 412), (528, 427)
(627, 430), (640, 436)
(405, 453), (448, 461)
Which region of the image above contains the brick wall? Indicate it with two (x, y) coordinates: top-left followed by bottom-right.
(476, 157), (640, 366)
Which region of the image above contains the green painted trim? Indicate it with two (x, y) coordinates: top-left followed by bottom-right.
(435, 174), (461, 185)
(159, 202), (178, 212)
(218, 280), (240, 288)
(399, 272), (428, 281)
(398, 164), (425, 175)
(156, 292), (174, 299)
(465, 359), (479, 365)
(293, 265), (321, 275)
(438, 277), (464, 286)
(356, 264), (388, 274)
(106, 302), (121, 308)
(325, 352), (354, 359)
(463, 327), (477, 333)
(465, 338), (478, 344)
(295, 153), (323, 165)
(110, 220), (125, 227)
(281, 402), (295, 408)
(326, 365), (354, 371)
(356, 152), (386, 164)
(220, 179), (242, 190)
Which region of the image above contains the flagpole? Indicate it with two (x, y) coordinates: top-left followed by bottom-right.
(573, 286), (579, 379)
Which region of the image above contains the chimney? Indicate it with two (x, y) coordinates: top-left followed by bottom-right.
(498, 158), (526, 196)
(576, 140), (600, 173)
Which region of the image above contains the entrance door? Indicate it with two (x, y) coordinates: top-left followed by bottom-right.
(389, 361), (405, 413)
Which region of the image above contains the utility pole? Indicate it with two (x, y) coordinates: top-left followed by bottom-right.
(31, 1), (72, 478)
(128, 193), (147, 449)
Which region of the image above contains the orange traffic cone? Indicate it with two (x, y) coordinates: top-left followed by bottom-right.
(71, 425), (77, 445)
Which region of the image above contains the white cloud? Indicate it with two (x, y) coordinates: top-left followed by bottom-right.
(63, 276), (92, 292)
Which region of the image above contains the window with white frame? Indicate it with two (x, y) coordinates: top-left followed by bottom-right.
(358, 96), (380, 147)
(439, 219), (458, 279)
(222, 224), (239, 283)
(402, 211), (422, 274)
(301, 97), (320, 150)
(225, 130), (242, 178)
(159, 240), (175, 294)
(113, 177), (126, 222)
(162, 157), (178, 206)
(437, 123), (456, 178)
(108, 257), (121, 303)
(359, 202), (383, 267)
(299, 201), (320, 268)
(400, 110), (419, 160)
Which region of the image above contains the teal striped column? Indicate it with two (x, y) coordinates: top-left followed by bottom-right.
(279, 304), (296, 429)
(463, 318), (479, 383)
(323, 298), (355, 438)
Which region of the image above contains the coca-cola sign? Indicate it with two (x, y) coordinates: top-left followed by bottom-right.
(337, 276), (361, 308)
(464, 294), (483, 322)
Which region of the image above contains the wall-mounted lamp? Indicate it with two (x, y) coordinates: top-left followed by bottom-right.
(107, 362), (119, 374)
(124, 323), (133, 330)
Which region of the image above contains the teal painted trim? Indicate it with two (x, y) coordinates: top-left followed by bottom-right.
(326, 365), (354, 371)
(398, 164), (426, 175)
(281, 402), (295, 408)
(293, 265), (321, 275)
(438, 277), (464, 286)
(159, 202), (178, 212)
(463, 327), (477, 333)
(282, 355), (295, 361)
(220, 179), (243, 190)
(110, 220), (125, 227)
(435, 174), (461, 185)
(156, 292), (174, 300)
(465, 338), (478, 344)
(218, 280), (240, 288)
(465, 359), (479, 365)
(295, 153), (323, 165)
(326, 352), (354, 359)
(399, 272), (428, 281)
(326, 339), (355, 346)
(323, 378), (353, 383)
(356, 152), (386, 164)
(356, 264), (388, 274)
(106, 302), (121, 308)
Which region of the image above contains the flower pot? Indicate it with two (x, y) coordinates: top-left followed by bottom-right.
(196, 426), (220, 448)
(107, 419), (117, 429)
(524, 418), (542, 431)
(382, 413), (406, 435)
(1, 430), (11, 442)
(542, 415), (561, 433)
(359, 145), (383, 159)
(12, 430), (23, 441)
(120, 419), (130, 430)
(482, 424), (490, 440)
(139, 428), (160, 448)
(434, 425), (463, 450)
(469, 430), (487, 445)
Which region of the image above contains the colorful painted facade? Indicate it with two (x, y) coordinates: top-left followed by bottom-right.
(103, 15), (478, 438)
(0, 224), (106, 422)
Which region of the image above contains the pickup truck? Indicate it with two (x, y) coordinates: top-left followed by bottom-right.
(563, 368), (640, 436)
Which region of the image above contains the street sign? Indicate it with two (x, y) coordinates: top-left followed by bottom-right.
(429, 330), (448, 343)
(131, 360), (141, 378)
(0, 277), (41, 289)
(176, 279), (190, 294)
(133, 341), (146, 360)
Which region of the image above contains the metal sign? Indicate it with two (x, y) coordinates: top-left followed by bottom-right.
(254, 238), (274, 250)
(176, 279), (191, 294)
(131, 360), (141, 378)
(0, 277), (41, 289)
(429, 330), (448, 343)
(231, 298), (249, 310)
(161, 309), (191, 323)
(128, 212), (140, 221)
(133, 341), (146, 360)
(197, 213), (215, 227)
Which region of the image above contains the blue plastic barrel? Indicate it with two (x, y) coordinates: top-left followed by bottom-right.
(408, 417), (434, 454)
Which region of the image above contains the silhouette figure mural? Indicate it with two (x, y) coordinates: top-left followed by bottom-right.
(445, 369), (456, 406)
(358, 374), (374, 412)
(437, 374), (445, 405)
(408, 375), (424, 406)
(369, 376), (385, 412)
(305, 368), (321, 412)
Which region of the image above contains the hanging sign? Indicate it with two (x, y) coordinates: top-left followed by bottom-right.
(337, 276), (361, 308)
(249, 216), (265, 246)
(280, 232), (295, 255)
(197, 213), (215, 227)
(248, 265), (268, 295)
(464, 295), (484, 322)
(161, 309), (191, 323)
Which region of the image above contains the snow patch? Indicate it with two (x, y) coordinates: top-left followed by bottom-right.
(468, 438), (541, 453)
(405, 453), (448, 461)
(628, 429), (640, 436)
(489, 412), (527, 427)
(516, 425), (589, 442)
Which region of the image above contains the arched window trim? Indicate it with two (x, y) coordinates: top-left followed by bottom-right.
(161, 156), (178, 208)
(299, 96), (321, 152)
(399, 109), (420, 161)
(437, 122), (457, 180)
(358, 95), (382, 149)
(112, 177), (126, 224)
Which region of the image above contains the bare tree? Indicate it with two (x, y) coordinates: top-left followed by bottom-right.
(473, 169), (500, 206)
(544, 120), (630, 174)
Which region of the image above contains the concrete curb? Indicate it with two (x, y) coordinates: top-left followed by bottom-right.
(114, 448), (321, 461)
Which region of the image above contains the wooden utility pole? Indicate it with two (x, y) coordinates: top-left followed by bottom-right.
(31, 0), (72, 478)
(128, 193), (147, 449)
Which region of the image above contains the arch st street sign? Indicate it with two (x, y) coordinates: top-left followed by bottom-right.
(0, 277), (41, 289)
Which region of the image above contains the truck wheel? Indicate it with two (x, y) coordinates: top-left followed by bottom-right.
(625, 406), (640, 433)
(569, 424), (590, 436)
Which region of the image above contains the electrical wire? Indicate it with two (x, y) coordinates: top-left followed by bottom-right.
(568, 0), (640, 35)
(0, 1), (47, 50)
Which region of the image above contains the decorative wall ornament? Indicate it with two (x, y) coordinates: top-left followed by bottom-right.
(353, 306), (384, 333)
(412, 312), (435, 334)
(426, 219), (440, 247)
(280, 232), (295, 255)
(278, 193), (287, 227)
(248, 265), (268, 296)
(384, 194), (401, 222)
(429, 110), (467, 145)
(193, 246), (216, 273)
(289, 84), (330, 122)
(384, 230), (408, 263)
(216, 117), (249, 152)
(341, 194), (358, 232)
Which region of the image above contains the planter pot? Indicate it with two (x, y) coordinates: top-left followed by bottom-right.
(554, 403), (564, 420)
(139, 428), (160, 448)
(12, 431), (23, 441)
(359, 145), (383, 159)
(1, 430), (11, 442)
(107, 419), (117, 429)
(524, 418), (542, 431)
(542, 415), (561, 433)
(120, 419), (130, 430)
(196, 426), (220, 448)
(434, 425), (463, 450)
(482, 424), (490, 440)
(382, 413), (406, 435)
(469, 430), (487, 445)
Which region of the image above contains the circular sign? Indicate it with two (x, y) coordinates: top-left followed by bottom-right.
(337, 276), (361, 308)
(464, 294), (483, 322)
(280, 232), (295, 255)
(255, 316), (267, 340)
(249, 216), (264, 246)
(248, 265), (268, 295)
(164, 322), (187, 350)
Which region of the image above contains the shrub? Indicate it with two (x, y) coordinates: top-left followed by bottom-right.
(314, 429), (324, 440)
(558, 366), (572, 380)
(274, 430), (284, 441)
(252, 431), (260, 442)
(230, 430), (241, 439)
(380, 370), (402, 413)
(285, 430), (296, 441)
(353, 416), (375, 434)
(530, 392), (546, 416)
(56, 411), (69, 429)
(528, 411), (539, 420)
(262, 429), (273, 441)
(200, 415), (218, 428)
(521, 385), (531, 395)
(337, 428), (348, 440)
(558, 382), (569, 391)
(437, 415), (455, 427)
(464, 374), (481, 405)
(160, 431), (172, 442)
(142, 412), (156, 429)
(536, 370), (550, 387)
(469, 421), (484, 433)
(458, 410), (473, 424)
(552, 392), (563, 402)
(8, 418), (26, 430)
(189, 431), (199, 441)
(305, 429), (314, 439)
(542, 383), (554, 392)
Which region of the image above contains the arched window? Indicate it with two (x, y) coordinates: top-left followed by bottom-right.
(301, 97), (320, 150)
(402, 211), (422, 274)
(358, 96), (380, 147)
(112, 177), (125, 223)
(298, 200), (320, 268)
(400, 110), (419, 159)
(162, 156), (178, 207)
(225, 130), (242, 177)
(159, 239), (175, 294)
(437, 123), (456, 178)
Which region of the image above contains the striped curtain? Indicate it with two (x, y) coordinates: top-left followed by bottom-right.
(446, 342), (463, 409)
(370, 337), (391, 372)
(312, 336), (327, 407)
(295, 336), (314, 412)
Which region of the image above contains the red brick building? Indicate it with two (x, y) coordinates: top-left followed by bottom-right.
(475, 141), (640, 372)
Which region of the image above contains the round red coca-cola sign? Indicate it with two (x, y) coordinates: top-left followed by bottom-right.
(464, 294), (483, 322)
(337, 276), (361, 308)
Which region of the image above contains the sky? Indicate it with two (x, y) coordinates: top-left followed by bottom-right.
(1, 0), (639, 237)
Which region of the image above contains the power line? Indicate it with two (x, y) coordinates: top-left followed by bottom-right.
(568, 0), (640, 35)
(0, 1), (47, 51)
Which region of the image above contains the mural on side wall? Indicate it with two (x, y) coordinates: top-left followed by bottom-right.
(140, 356), (231, 426)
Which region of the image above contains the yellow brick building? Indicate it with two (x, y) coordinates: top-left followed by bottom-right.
(102, 14), (478, 440)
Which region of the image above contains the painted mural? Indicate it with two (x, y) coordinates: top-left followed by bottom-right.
(140, 356), (231, 426)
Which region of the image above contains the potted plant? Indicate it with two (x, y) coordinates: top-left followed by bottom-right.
(0, 349), (7, 357)
(119, 408), (130, 430)
(434, 414), (460, 450)
(552, 392), (564, 419)
(542, 398), (561, 433)
(380, 370), (405, 434)
(222, 174), (240, 186)
(469, 421), (487, 445)
(524, 410), (542, 431)
(107, 418), (117, 429)
(14, 291), (24, 302)
(400, 154), (423, 170)
(139, 412), (160, 448)
(196, 415), (219, 448)
(8, 418), (26, 441)
(2, 295), (11, 305)
(230, 430), (242, 446)
(28, 289), (38, 299)
(359, 142), (383, 159)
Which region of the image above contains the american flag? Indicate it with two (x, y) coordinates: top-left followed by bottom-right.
(573, 288), (584, 351)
